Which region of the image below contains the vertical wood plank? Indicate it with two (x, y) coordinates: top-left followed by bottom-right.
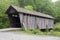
(27, 15), (36, 30)
(19, 13), (23, 23)
(23, 15), (28, 29)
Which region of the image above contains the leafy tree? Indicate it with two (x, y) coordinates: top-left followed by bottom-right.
(0, 0), (19, 28)
(18, 0), (54, 15)
(24, 5), (34, 10)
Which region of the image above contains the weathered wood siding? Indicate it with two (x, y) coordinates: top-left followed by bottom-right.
(44, 19), (54, 29)
(36, 17), (46, 29)
(27, 15), (36, 30)
(41, 18), (45, 29)
(36, 17), (42, 29)
(36, 16), (54, 29)
(19, 13), (54, 30)
(49, 19), (54, 29)
(23, 14), (28, 29)
(31, 16), (36, 29)
(19, 13), (23, 24)
(45, 19), (49, 28)
(48, 19), (51, 29)
(8, 8), (16, 14)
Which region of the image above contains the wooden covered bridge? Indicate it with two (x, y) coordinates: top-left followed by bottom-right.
(5, 5), (54, 30)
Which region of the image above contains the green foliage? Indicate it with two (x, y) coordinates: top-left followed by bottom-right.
(25, 29), (32, 34)
(32, 29), (44, 35)
(32, 29), (39, 34)
(0, 16), (10, 28)
(50, 30), (54, 33)
(24, 5), (34, 10)
(18, 0), (54, 15)
(0, 0), (19, 28)
(55, 22), (60, 31)
(46, 25), (49, 33)
(50, 22), (60, 37)
(50, 30), (54, 35)
(50, 30), (60, 37)
(24, 29), (44, 35)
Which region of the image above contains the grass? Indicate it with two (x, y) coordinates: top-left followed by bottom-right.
(49, 30), (60, 37)
(11, 22), (60, 37)
(55, 22), (60, 31)
(12, 29), (60, 37)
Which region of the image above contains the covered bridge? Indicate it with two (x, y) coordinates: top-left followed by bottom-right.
(5, 5), (54, 30)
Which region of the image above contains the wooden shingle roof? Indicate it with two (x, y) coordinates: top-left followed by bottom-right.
(6, 5), (54, 19)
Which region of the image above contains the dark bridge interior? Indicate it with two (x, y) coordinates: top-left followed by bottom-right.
(8, 14), (21, 28)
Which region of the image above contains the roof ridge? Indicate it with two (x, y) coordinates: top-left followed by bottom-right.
(10, 5), (54, 19)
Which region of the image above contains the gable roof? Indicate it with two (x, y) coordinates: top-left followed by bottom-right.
(6, 5), (54, 19)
